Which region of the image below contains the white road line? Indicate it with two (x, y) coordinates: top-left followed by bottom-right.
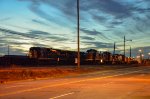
(5, 85), (24, 89)
(49, 92), (74, 99)
(103, 82), (114, 87)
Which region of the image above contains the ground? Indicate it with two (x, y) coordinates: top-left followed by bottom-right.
(0, 65), (136, 83)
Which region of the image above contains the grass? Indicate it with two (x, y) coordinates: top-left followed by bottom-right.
(0, 65), (136, 83)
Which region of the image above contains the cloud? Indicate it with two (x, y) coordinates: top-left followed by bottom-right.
(111, 21), (123, 25)
(0, 17), (11, 22)
(80, 28), (109, 40)
(0, 27), (69, 55)
(105, 20), (123, 29)
(81, 36), (95, 41)
(37, 0), (77, 19)
(5, 24), (32, 31)
(49, 0), (76, 18)
(135, 8), (150, 13)
(81, 0), (132, 19)
(0, 27), (30, 38)
(29, 2), (55, 23)
(1, 0), (149, 55)
(28, 30), (50, 36)
(28, 30), (68, 42)
(83, 41), (113, 49)
(0, 27), (47, 42)
(130, 14), (150, 36)
(19, 0), (76, 26)
(80, 28), (102, 35)
(18, 0), (150, 25)
(92, 14), (108, 23)
(32, 19), (49, 26)
(0, 27), (69, 43)
(50, 36), (68, 42)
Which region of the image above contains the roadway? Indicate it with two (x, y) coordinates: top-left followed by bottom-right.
(0, 65), (150, 99)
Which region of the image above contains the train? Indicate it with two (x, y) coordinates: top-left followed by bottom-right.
(0, 47), (139, 66)
(28, 47), (126, 65)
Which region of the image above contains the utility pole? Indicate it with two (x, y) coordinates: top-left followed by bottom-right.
(130, 46), (131, 58)
(77, 0), (80, 69)
(113, 42), (116, 55)
(139, 50), (142, 63)
(148, 53), (150, 60)
(124, 36), (132, 63)
(124, 36), (125, 62)
(8, 45), (9, 55)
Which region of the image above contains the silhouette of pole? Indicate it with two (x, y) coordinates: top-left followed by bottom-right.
(148, 53), (150, 59)
(139, 50), (142, 63)
(130, 46), (131, 58)
(77, 0), (80, 68)
(8, 45), (9, 55)
(124, 36), (132, 62)
(113, 42), (116, 55)
(124, 36), (125, 62)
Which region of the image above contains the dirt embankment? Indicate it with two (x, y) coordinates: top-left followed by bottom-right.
(0, 65), (137, 83)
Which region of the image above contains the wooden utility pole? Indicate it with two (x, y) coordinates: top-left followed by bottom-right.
(77, 0), (80, 68)
(113, 42), (116, 55)
(124, 36), (125, 62)
(130, 46), (131, 58)
(8, 45), (9, 55)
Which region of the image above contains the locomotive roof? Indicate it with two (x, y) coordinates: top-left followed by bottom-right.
(29, 47), (76, 52)
(30, 47), (52, 50)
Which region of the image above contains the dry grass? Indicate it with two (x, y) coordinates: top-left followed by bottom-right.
(0, 65), (134, 83)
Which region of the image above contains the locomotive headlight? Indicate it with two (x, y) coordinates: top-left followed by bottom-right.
(100, 59), (103, 63)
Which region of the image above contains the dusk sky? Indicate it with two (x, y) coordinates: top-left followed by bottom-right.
(0, 0), (150, 58)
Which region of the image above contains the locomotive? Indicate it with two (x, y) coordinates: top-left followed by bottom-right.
(29, 47), (86, 65)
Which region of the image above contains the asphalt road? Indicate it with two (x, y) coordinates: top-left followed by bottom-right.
(0, 65), (150, 99)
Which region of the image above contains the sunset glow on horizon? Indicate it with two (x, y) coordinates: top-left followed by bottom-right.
(0, 0), (150, 58)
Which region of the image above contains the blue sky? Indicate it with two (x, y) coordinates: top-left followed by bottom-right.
(0, 0), (150, 58)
